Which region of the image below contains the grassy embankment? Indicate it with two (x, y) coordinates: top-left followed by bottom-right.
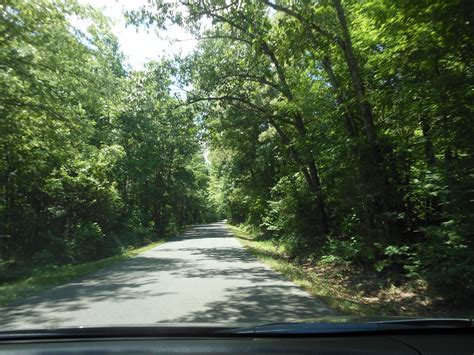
(0, 239), (168, 307)
(229, 224), (473, 318)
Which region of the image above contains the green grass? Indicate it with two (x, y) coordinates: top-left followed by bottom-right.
(228, 225), (374, 315)
(230, 224), (474, 318)
(0, 239), (167, 307)
(229, 224), (410, 316)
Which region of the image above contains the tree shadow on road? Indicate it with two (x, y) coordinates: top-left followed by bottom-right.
(161, 284), (335, 324)
(0, 256), (187, 328)
(166, 223), (233, 243)
(158, 246), (257, 264)
(1, 223), (336, 328)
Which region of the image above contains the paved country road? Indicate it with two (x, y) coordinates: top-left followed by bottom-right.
(1, 223), (334, 329)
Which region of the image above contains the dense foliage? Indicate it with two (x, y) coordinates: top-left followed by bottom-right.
(131, 0), (474, 303)
(1, 0), (473, 306)
(0, 0), (212, 264)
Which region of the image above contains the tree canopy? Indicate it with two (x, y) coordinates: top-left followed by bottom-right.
(0, 0), (213, 263)
(1, 0), (473, 305)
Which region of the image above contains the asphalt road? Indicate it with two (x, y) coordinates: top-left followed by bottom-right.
(1, 222), (334, 329)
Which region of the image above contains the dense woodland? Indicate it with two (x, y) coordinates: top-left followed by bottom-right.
(1, 0), (213, 265)
(1, 0), (473, 305)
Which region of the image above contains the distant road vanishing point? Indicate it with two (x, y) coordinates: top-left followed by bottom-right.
(1, 222), (334, 329)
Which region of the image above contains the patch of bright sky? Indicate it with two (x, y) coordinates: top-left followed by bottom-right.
(76, 0), (198, 70)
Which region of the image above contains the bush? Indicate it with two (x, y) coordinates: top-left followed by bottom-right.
(125, 211), (155, 245)
(262, 175), (317, 256)
(65, 222), (114, 262)
(31, 249), (58, 266)
(321, 235), (377, 266)
(416, 223), (474, 304)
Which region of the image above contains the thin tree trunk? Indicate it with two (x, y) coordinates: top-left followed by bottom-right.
(333, 0), (376, 144)
(258, 38), (330, 236)
(268, 118), (329, 235)
(153, 171), (164, 238)
(321, 56), (358, 138)
(421, 118), (436, 166)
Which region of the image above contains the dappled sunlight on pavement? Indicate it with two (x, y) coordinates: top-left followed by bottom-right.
(1, 223), (334, 329)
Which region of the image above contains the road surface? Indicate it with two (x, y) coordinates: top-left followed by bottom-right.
(1, 223), (334, 329)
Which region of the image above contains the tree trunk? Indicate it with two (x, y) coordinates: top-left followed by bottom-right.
(269, 118), (329, 236)
(333, 0), (376, 144)
(152, 198), (164, 239)
(153, 171), (164, 238)
(421, 118), (436, 166)
(321, 56), (358, 138)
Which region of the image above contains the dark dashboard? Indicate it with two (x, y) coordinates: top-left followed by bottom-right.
(1, 330), (473, 354)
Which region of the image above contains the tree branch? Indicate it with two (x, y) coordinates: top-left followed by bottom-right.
(260, 0), (338, 43)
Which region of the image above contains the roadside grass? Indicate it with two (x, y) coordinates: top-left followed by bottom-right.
(229, 224), (473, 317)
(0, 239), (167, 307)
(229, 225), (371, 315)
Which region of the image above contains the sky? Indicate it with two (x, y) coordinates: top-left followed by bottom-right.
(76, 0), (197, 70)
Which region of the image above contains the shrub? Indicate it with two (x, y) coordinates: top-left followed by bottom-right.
(416, 223), (474, 304)
(262, 175), (317, 256)
(65, 222), (113, 262)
